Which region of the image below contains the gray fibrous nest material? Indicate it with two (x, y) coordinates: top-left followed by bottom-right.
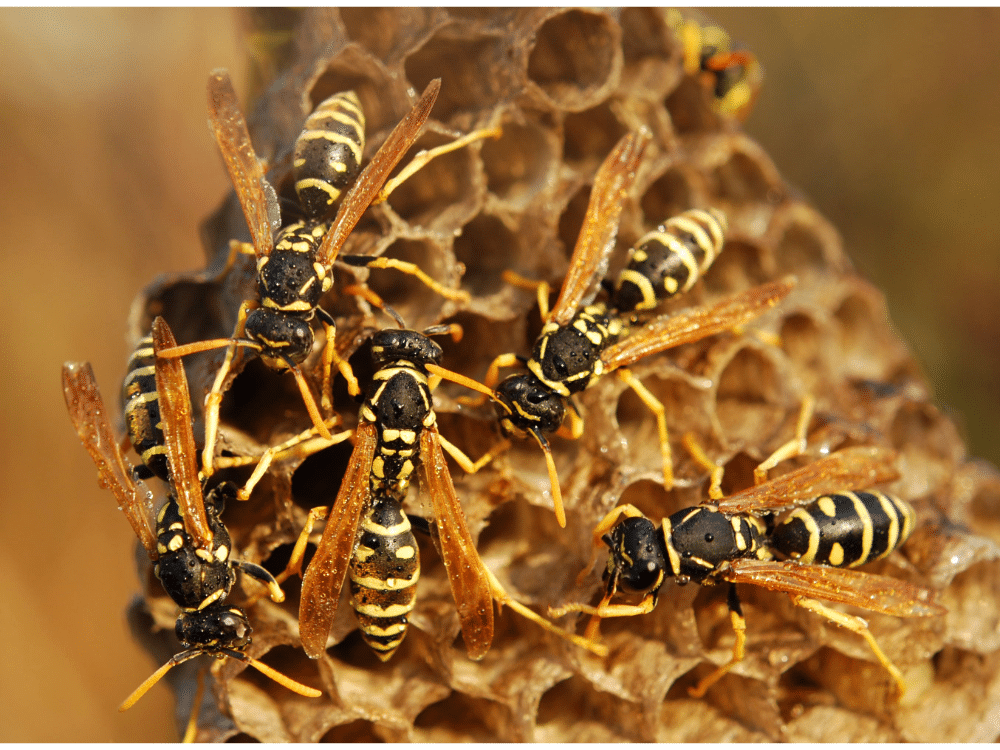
(127, 7), (1000, 742)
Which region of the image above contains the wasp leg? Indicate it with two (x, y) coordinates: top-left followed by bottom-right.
(753, 394), (816, 485)
(555, 405), (584, 440)
(616, 367), (674, 490)
(435, 432), (511, 475)
(481, 566), (608, 657)
(181, 666), (207, 743)
(345, 256), (471, 303)
(242, 505), (330, 607)
(502, 270), (552, 320)
(682, 432), (725, 501)
(791, 594), (907, 697)
(549, 591), (657, 621)
(202, 300), (255, 477)
(216, 418), (349, 501)
(341, 283), (406, 328)
(373, 126), (502, 205)
(689, 583), (747, 697)
(316, 307), (360, 412)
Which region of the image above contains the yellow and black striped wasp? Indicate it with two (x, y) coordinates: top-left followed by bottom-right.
(666, 9), (764, 122)
(552, 445), (945, 698)
(472, 129), (794, 526)
(159, 71), (495, 479)
(62, 317), (322, 711)
(263, 326), (606, 662)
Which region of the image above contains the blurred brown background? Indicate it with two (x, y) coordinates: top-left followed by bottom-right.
(0, 8), (996, 742)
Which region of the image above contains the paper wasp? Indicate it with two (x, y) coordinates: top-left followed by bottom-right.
(666, 9), (764, 122)
(263, 326), (606, 661)
(62, 317), (322, 711)
(551, 445), (945, 698)
(472, 129), (793, 526)
(159, 71), (497, 479)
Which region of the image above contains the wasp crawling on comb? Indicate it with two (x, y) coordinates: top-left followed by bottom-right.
(469, 129), (793, 526)
(552, 444), (945, 698)
(62, 317), (322, 712)
(159, 71), (498, 479)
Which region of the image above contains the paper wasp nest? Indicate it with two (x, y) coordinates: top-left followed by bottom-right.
(129, 8), (1000, 742)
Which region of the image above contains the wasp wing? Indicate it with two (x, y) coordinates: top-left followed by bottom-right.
(418, 426), (494, 660)
(724, 559), (945, 618)
(299, 420), (378, 659)
(207, 69), (276, 257)
(62, 362), (158, 556)
(549, 130), (650, 326)
(151, 317), (213, 551)
(315, 78), (441, 269)
(717, 446), (900, 514)
(601, 278), (794, 371)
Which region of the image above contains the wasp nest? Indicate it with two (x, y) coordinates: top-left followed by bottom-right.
(128, 8), (1000, 742)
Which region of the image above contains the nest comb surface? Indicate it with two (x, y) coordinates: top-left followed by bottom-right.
(127, 8), (1000, 742)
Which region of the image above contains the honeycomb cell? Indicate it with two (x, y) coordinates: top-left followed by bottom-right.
(340, 7), (440, 63)
(639, 167), (700, 232)
(404, 29), (512, 122)
(563, 103), (629, 170)
(527, 10), (623, 111)
(380, 129), (487, 231)
(772, 205), (846, 276)
(779, 311), (826, 374)
(320, 719), (383, 743)
(453, 212), (520, 299)
(710, 147), (778, 205)
(480, 120), (558, 208)
(308, 51), (405, 137)
(702, 238), (770, 294)
(618, 8), (680, 99)
(712, 344), (787, 449)
(833, 291), (892, 379)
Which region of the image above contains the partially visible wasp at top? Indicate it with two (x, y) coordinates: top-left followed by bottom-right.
(160, 71), (499, 478)
(471, 129), (793, 526)
(666, 9), (763, 122)
(62, 317), (322, 713)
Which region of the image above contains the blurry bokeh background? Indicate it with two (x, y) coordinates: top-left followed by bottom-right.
(0, 8), (996, 741)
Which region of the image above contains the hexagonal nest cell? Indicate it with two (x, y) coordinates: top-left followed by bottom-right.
(121, 7), (999, 742)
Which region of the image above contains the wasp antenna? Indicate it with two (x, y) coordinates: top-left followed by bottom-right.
(157, 338), (262, 359)
(528, 428), (565, 528)
(245, 657), (322, 698)
(118, 650), (200, 712)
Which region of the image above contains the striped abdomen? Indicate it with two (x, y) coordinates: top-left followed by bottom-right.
(293, 91), (365, 220)
(770, 491), (916, 568)
(612, 208), (727, 313)
(349, 494), (419, 660)
(121, 333), (168, 481)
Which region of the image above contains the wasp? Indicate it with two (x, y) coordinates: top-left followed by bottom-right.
(160, 71), (497, 479)
(62, 317), (322, 711)
(666, 9), (764, 121)
(472, 129), (794, 526)
(551, 445), (945, 698)
(264, 326), (606, 661)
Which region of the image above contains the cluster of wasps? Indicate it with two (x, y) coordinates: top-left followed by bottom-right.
(63, 46), (943, 732)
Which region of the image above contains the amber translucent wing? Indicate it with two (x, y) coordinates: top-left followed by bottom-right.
(298, 420), (377, 659)
(62, 362), (158, 556)
(601, 278), (794, 371)
(550, 130), (651, 326)
(151, 318), (212, 551)
(315, 78), (441, 268)
(207, 69), (274, 257)
(418, 427), (494, 660)
(725, 559), (946, 617)
(716, 446), (900, 514)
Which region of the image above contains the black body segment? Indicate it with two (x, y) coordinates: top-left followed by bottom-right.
(771, 491), (916, 568)
(122, 333), (169, 481)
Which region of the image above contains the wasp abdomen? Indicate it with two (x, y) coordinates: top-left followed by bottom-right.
(771, 491), (915, 568)
(349, 496), (419, 660)
(293, 91), (366, 220)
(122, 334), (169, 481)
(613, 208), (727, 313)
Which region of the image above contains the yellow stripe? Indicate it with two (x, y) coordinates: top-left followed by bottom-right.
(353, 601), (414, 618)
(296, 129), (363, 164)
(844, 491), (873, 567)
(789, 508), (820, 563)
